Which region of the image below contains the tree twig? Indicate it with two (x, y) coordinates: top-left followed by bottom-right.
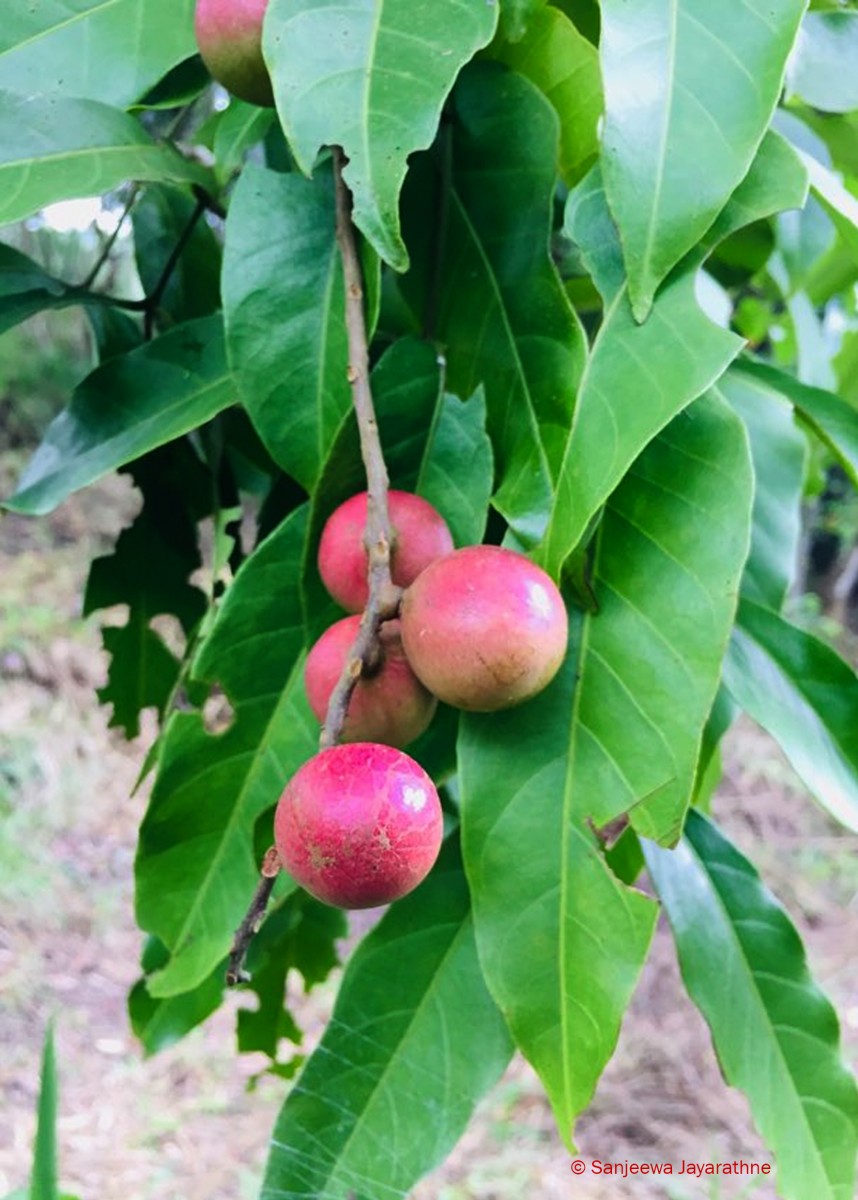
(79, 185), (139, 290)
(225, 146), (400, 984)
(319, 146), (401, 749)
(143, 194), (207, 338)
(225, 847), (282, 985)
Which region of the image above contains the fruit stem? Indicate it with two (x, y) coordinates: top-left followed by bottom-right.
(225, 846), (282, 986)
(320, 148), (401, 750)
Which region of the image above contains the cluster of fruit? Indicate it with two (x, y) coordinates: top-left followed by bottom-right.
(275, 492), (568, 910)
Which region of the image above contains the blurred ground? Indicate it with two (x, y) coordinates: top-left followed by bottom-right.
(1, 460), (857, 1200)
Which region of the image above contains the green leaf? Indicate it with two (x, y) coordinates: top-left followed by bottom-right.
(599, 0), (806, 320)
(84, 446), (211, 737)
(3, 315), (233, 516)
(263, 0), (498, 271)
(132, 186), (221, 328)
(415, 388), (494, 551)
(0, 244), (77, 335)
(238, 892), (344, 1064)
(460, 391), (752, 1144)
(734, 358), (858, 489)
(223, 164), (351, 492)
(0, 0), (197, 108)
(403, 64), (586, 543)
(492, 6), (602, 183)
(138, 507), (317, 998)
(30, 1024), (59, 1200)
(797, 146), (858, 269)
(716, 366), (808, 610)
(786, 10), (858, 113)
(498, 0), (547, 42)
(0, 91), (206, 230)
(129, 938), (224, 1056)
(540, 131), (806, 575)
(724, 598), (858, 834)
(645, 810), (858, 1200)
(210, 102), (275, 185)
(97, 624), (180, 740)
(261, 838), (513, 1200)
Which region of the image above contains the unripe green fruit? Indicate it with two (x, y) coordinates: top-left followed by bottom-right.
(305, 617), (436, 748)
(318, 490), (454, 613)
(400, 545), (568, 711)
(274, 743), (443, 909)
(194, 0), (274, 107)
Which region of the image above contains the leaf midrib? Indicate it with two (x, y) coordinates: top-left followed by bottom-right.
(0, 0), (123, 60)
(275, 915), (472, 1198)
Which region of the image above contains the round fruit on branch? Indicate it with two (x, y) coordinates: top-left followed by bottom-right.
(318, 490), (454, 613)
(305, 617), (436, 748)
(194, 0), (274, 107)
(274, 743), (443, 909)
(400, 545), (568, 712)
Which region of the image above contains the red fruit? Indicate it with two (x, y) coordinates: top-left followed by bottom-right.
(318, 491), (454, 613)
(400, 545), (568, 711)
(194, 0), (274, 107)
(274, 743), (443, 909)
(305, 617), (436, 748)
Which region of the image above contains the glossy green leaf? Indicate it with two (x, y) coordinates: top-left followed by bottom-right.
(716, 366), (808, 610)
(599, 0), (806, 320)
(31, 1024), (59, 1200)
(262, 838), (513, 1199)
(492, 6), (602, 183)
(540, 131), (806, 576)
(0, 92), (206, 230)
(786, 11), (858, 113)
(461, 391), (752, 1144)
(3, 316), (233, 516)
(498, 0), (547, 42)
(262, 0), (498, 270)
(724, 598), (858, 833)
(415, 388), (494, 551)
(645, 810), (858, 1200)
(0, 0), (196, 108)
(132, 186), (221, 328)
(211, 102), (275, 185)
(403, 64), (586, 543)
(223, 164), (351, 492)
(0, 244), (77, 335)
(797, 147), (858, 268)
(138, 508), (316, 998)
(129, 938), (224, 1056)
(734, 358), (858, 489)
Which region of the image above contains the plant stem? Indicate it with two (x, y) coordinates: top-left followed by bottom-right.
(319, 146), (401, 749)
(143, 194), (207, 338)
(226, 147), (399, 984)
(225, 847), (281, 985)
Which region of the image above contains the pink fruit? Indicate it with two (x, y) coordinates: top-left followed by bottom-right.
(305, 617), (436, 748)
(318, 491), (454, 613)
(194, 0), (274, 107)
(400, 545), (568, 711)
(274, 743), (443, 908)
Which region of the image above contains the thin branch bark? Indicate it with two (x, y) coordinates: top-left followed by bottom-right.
(320, 146), (401, 749)
(226, 146), (400, 984)
(225, 847), (281, 985)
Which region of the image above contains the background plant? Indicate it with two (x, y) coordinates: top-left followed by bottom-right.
(3, 2), (858, 1198)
